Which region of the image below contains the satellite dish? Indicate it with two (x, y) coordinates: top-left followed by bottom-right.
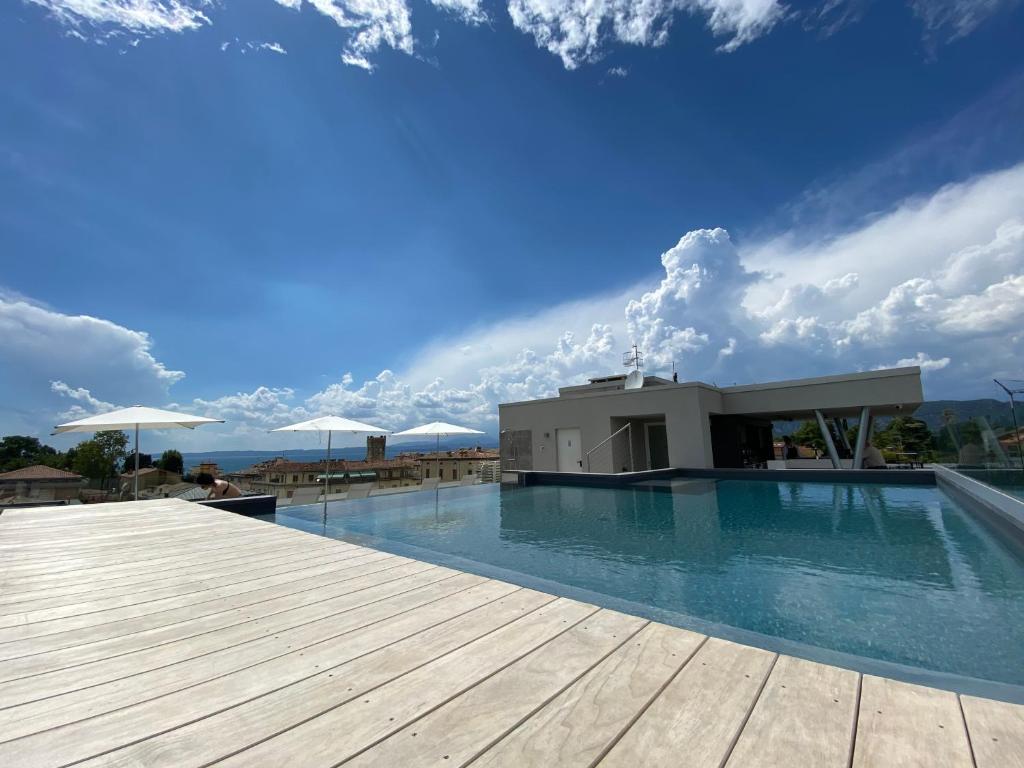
(625, 370), (644, 390)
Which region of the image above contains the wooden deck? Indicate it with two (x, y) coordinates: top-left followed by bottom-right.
(0, 498), (1020, 768)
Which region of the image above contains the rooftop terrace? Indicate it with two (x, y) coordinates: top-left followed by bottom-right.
(0, 498), (1020, 767)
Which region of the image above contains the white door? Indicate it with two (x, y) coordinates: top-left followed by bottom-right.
(556, 428), (583, 472)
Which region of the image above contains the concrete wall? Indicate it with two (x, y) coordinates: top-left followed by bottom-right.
(499, 383), (720, 472)
(499, 367), (923, 472)
(719, 367), (923, 417)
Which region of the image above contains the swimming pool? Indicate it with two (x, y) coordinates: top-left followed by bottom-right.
(256, 479), (1024, 695)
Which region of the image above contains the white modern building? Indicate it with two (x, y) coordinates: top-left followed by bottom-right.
(498, 366), (924, 473)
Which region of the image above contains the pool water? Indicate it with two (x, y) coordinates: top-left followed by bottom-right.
(257, 479), (1024, 691)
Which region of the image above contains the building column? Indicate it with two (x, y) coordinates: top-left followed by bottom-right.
(815, 410), (841, 469)
(852, 406), (872, 470)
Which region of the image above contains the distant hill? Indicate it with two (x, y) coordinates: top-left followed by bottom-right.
(911, 399), (1024, 431)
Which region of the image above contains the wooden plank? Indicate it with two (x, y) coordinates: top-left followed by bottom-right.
(0, 568), (465, 742)
(599, 637), (776, 768)
(473, 622), (704, 768)
(725, 654), (859, 767)
(214, 597), (599, 767)
(0, 527), (313, 585)
(960, 695), (1024, 768)
(0, 548), (386, 644)
(74, 584), (551, 768)
(0, 551), (409, 662)
(852, 675), (973, 768)
(346, 609), (648, 768)
(0, 560), (434, 707)
(0, 545), (375, 627)
(0, 537), (341, 609)
(0, 555), (413, 680)
(0, 574), (500, 768)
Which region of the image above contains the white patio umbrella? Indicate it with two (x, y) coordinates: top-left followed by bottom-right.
(392, 421), (485, 485)
(271, 416), (389, 519)
(54, 406), (224, 501)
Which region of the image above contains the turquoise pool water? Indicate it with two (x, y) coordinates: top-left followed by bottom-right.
(257, 479), (1024, 692)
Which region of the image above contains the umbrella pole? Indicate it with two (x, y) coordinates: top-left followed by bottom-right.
(323, 430), (332, 526)
(133, 424), (139, 501)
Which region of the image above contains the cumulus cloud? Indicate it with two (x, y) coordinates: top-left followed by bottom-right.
(507, 0), (785, 68)
(875, 352), (951, 373)
(50, 380), (117, 421)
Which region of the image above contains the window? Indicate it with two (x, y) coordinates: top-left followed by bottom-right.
(308, 474), (315, 482)
(425, 468), (430, 478)
(292, 474), (298, 483)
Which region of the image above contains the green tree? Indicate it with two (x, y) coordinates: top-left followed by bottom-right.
(874, 416), (933, 456)
(122, 452), (153, 473)
(791, 420), (825, 455)
(73, 440), (115, 481)
(94, 431), (129, 475)
(157, 449), (184, 475)
(0, 435), (71, 471)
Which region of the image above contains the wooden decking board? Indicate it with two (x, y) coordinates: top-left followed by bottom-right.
(0, 498), (1019, 768)
(0, 546), (387, 626)
(852, 675), (974, 768)
(214, 598), (600, 767)
(598, 637), (778, 768)
(960, 694), (1024, 768)
(0, 573), (491, 768)
(0, 556), (420, 681)
(0, 547), (392, 645)
(470, 622), (705, 768)
(345, 610), (649, 768)
(725, 654), (860, 767)
(0, 561), (437, 708)
(0, 553), (415, 664)
(0, 528), (306, 584)
(0, 537), (343, 609)
(0, 568), (467, 744)
(74, 585), (550, 768)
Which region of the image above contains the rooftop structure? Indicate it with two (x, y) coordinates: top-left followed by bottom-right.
(500, 366), (924, 473)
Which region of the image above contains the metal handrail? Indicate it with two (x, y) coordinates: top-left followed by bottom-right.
(585, 423), (633, 472)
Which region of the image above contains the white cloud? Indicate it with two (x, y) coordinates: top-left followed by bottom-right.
(26, 0), (210, 36)
(507, 0), (785, 69)
(259, 41), (288, 54)
(606, 66), (629, 77)
(50, 380), (116, 421)
(29, 0), (1018, 70)
(875, 352), (951, 373)
(908, 0), (1019, 42)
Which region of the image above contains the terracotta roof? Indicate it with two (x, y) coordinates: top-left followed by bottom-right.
(414, 449), (499, 461)
(0, 464), (82, 481)
(244, 457), (417, 473)
(119, 467), (181, 478)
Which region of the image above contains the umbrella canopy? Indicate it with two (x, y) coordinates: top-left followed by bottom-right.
(393, 421), (485, 486)
(272, 415), (389, 519)
(271, 416), (389, 434)
(54, 406), (222, 433)
(392, 421), (485, 438)
(54, 406), (224, 501)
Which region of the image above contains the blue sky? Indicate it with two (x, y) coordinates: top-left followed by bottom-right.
(2, 0), (1023, 450)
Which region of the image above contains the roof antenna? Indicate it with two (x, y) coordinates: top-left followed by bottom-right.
(672, 360), (678, 383)
(623, 344), (645, 390)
